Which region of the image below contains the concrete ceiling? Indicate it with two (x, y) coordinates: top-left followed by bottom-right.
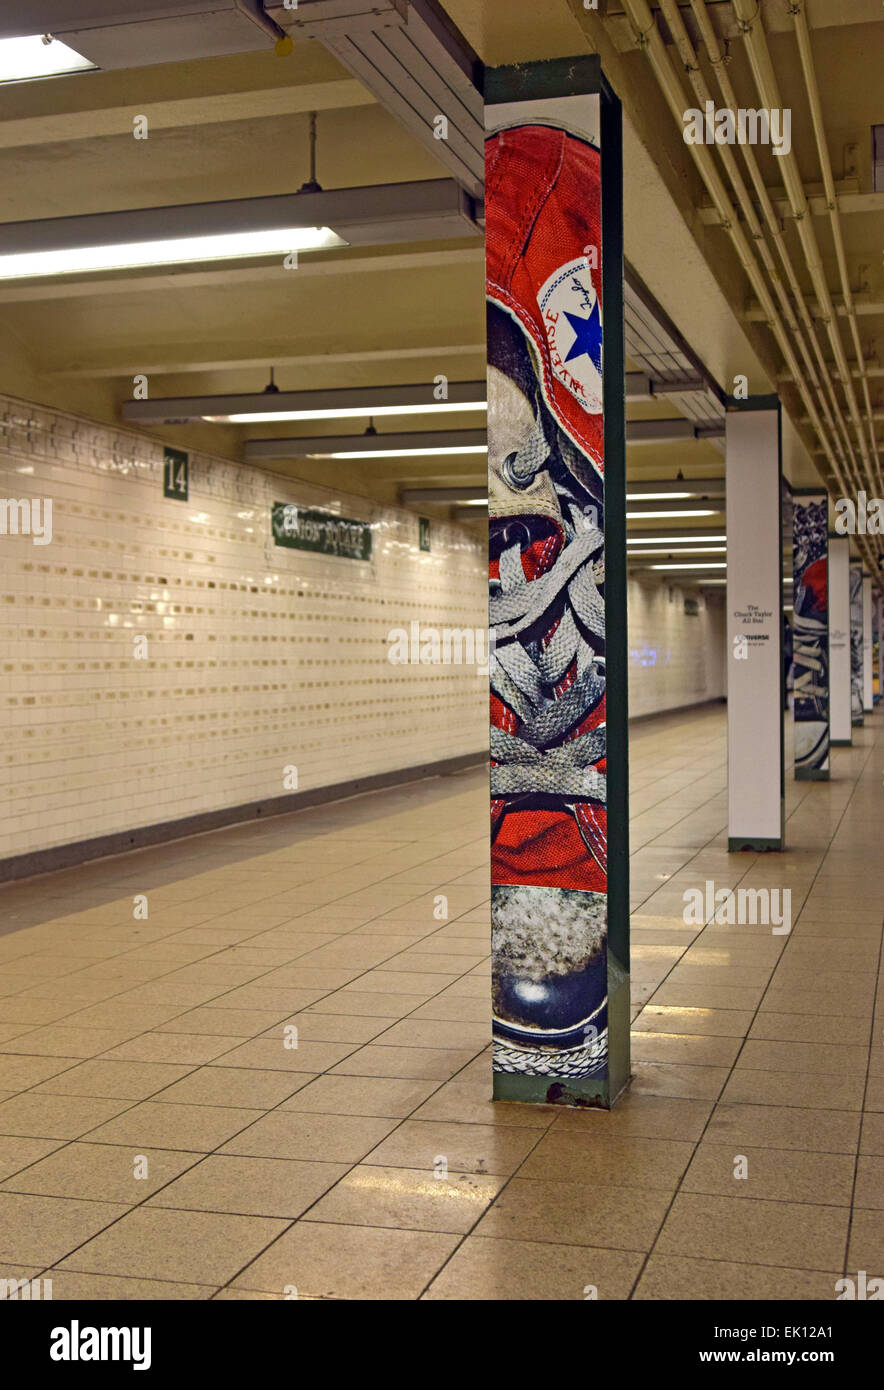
(0, 0), (880, 561)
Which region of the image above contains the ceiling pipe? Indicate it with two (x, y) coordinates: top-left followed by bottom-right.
(619, 0), (877, 575)
(662, 0), (864, 522)
(789, 0), (883, 495)
(684, 0), (865, 507)
(731, 0), (879, 549)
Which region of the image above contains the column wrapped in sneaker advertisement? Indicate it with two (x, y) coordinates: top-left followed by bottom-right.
(485, 57), (629, 1107)
(792, 489), (830, 780)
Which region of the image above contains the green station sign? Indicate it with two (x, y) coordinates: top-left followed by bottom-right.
(163, 446), (188, 501)
(271, 502), (372, 561)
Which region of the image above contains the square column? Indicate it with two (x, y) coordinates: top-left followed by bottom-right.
(849, 561), (864, 726)
(829, 537), (853, 745)
(726, 397), (784, 851)
(485, 56), (629, 1108)
(862, 574), (874, 713)
(792, 490), (829, 780)
(877, 590), (883, 704)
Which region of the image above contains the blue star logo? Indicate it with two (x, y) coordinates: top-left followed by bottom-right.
(563, 297), (602, 375)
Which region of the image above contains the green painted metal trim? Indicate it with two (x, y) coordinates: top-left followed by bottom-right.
(484, 53), (601, 103)
(795, 767), (830, 781)
(599, 76), (631, 1103)
(831, 738), (853, 746)
(493, 1072), (608, 1107)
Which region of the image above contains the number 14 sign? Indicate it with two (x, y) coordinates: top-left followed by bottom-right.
(163, 447), (189, 501)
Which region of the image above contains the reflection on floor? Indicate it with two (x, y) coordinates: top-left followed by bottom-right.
(0, 703), (881, 1300)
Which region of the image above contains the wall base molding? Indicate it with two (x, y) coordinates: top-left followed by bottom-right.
(0, 751), (488, 885)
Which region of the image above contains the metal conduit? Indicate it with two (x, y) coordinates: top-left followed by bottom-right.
(619, 0), (879, 577)
(685, 0), (866, 509)
(731, 0), (879, 545)
(790, 0), (884, 496)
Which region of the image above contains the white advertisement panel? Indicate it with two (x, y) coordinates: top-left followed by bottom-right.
(726, 403), (783, 850)
(862, 575), (874, 712)
(828, 538), (852, 744)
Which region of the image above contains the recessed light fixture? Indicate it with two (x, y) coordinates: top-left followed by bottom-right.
(0, 35), (95, 84)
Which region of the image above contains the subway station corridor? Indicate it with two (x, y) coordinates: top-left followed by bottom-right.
(0, 703), (881, 1301)
(1, 0), (883, 1352)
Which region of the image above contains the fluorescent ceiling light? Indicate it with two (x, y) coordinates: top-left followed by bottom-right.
(210, 401), (486, 424)
(124, 381), (487, 427)
(308, 445), (486, 458)
(626, 508), (717, 519)
(0, 35), (95, 84)
(649, 562), (727, 570)
(627, 534), (727, 544)
(244, 427), (486, 462)
(2, 180), (478, 286)
(627, 491), (692, 501)
(400, 486), (485, 504)
(629, 546), (726, 556)
(0, 225), (345, 280)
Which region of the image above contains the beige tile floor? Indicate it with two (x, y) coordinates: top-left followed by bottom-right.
(0, 702), (882, 1300)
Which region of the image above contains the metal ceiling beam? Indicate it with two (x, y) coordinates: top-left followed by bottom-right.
(625, 371), (708, 399)
(626, 419), (724, 444)
(744, 296), (884, 323)
(0, 79), (373, 152)
(122, 379), (487, 425)
(54, 341), (485, 380)
(698, 186), (884, 223)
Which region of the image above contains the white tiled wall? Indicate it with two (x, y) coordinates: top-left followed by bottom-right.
(0, 392), (727, 860)
(626, 578), (726, 718)
(0, 396), (487, 859)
